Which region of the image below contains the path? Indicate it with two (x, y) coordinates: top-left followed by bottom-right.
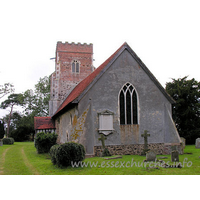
(0, 144), (40, 175)
(0, 147), (11, 175)
(21, 147), (40, 175)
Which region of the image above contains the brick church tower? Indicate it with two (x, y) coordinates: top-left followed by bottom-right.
(49, 42), (94, 116)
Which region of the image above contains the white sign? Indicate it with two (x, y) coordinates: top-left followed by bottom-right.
(98, 110), (114, 135)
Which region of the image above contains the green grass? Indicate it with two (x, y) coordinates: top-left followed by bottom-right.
(0, 142), (200, 175)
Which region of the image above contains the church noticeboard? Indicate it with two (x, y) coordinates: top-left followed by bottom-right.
(98, 110), (114, 136)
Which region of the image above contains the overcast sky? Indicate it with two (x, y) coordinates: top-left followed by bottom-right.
(1, 0), (200, 117)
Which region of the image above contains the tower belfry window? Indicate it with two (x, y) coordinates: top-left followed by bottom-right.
(72, 60), (80, 73)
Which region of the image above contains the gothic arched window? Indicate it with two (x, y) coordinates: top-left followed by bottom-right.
(119, 83), (138, 125)
(72, 60), (80, 73)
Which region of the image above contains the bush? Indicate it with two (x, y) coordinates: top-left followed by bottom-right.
(3, 137), (15, 145)
(34, 132), (58, 154)
(79, 143), (86, 161)
(50, 142), (85, 168)
(102, 148), (111, 157)
(49, 144), (59, 165)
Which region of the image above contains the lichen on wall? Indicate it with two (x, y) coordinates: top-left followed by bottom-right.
(70, 106), (90, 143)
(56, 106), (90, 145)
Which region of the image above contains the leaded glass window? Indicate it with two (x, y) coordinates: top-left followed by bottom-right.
(119, 83), (138, 125)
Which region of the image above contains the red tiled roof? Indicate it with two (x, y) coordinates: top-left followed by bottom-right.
(34, 117), (55, 130)
(52, 42), (126, 118)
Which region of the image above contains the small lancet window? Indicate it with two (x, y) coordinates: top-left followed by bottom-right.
(119, 83), (138, 125)
(72, 62), (75, 73)
(76, 62), (79, 73)
(72, 60), (80, 73)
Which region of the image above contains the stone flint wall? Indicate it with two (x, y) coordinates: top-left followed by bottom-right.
(94, 143), (183, 156)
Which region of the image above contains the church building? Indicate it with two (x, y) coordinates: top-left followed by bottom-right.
(34, 41), (182, 156)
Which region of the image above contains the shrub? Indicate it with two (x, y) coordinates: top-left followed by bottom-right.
(34, 132), (58, 154)
(49, 144), (59, 165)
(79, 143), (86, 161)
(102, 148), (111, 157)
(50, 142), (85, 168)
(3, 137), (15, 145)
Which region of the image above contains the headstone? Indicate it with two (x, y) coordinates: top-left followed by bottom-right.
(195, 138), (200, 149)
(141, 130), (150, 155)
(98, 134), (107, 149)
(180, 137), (186, 149)
(171, 150), (179, 162)
(146, 150), (156, 162)
(0, 139), (3, 146)
(171, 145), (178, 151)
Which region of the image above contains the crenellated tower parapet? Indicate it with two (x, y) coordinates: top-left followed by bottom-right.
(49, 41), (94, 116)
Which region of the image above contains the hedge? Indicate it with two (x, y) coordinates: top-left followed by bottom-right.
(34, 132), (58, 154)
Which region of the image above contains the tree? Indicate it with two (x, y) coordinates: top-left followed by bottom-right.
(0, 120), (5, 139)
(1, 112), (21, 136)
(34, 76), (50, 116)
(0, 83), (15, 99)
(166, 76), (200, 144)
(0, 94), (24, 137)
(23, 76), (50, 116)
(0, 76), (50, 141)
(9, 112), (35, 141)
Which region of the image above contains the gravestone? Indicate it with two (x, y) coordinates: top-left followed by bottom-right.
(98, 134), (111, 157)
(98, 134), (107, 149)
(180, 137), (186, 149)
(171, 145), (178, 151)
(141, 130), (150, 155)
(171, 150), (179, 162)
(195, 138), (200, 149)
(146, 150), (156, 162)
(0, 139), (3, 146)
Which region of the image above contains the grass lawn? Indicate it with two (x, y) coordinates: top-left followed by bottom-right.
(0, 142), (200, 175)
